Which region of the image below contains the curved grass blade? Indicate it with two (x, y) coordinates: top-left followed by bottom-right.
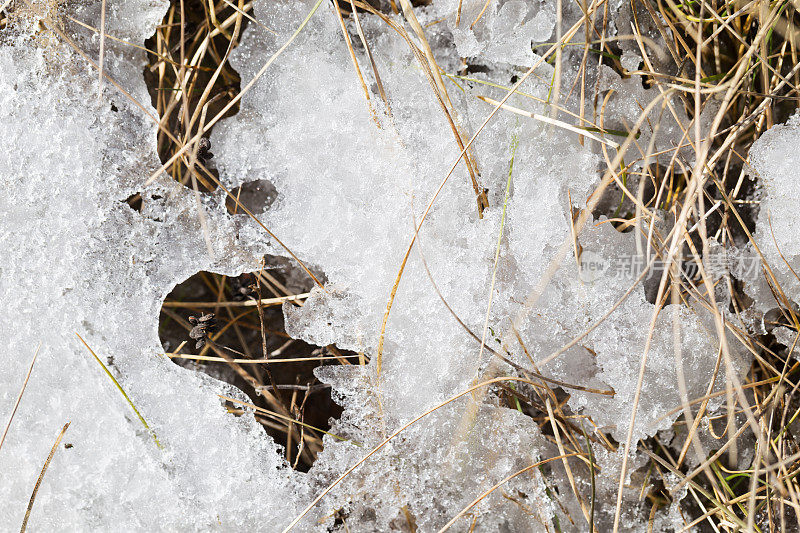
(20, 422), (70, 533)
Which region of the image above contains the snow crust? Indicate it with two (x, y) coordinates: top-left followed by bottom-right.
(1, 0), (754, 530)
(750, 114), (800, 312)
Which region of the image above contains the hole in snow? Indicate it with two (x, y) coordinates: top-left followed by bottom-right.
(159, 266), (345, 471)
(123, 192), (143, 212)
(142, 0), (249, 193)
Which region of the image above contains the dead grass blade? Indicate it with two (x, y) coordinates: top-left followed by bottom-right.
(0, 344), (40, 455)
(97, 0), (106, 99)
(474, 133), (517, 372)
(161, 292), (309, 308)
(331, 0), (374, 116)
(20, 422), (70, 533)
(476, 96), (620, 148)
(438, 453), (581, 532)
(349, 0), (391, 114)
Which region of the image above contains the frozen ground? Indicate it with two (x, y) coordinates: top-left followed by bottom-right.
(0, 0), (794, 530)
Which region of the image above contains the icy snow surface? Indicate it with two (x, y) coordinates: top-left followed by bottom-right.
(750, 114), (800, 313)
(0, 1), (306, 530)
(1, 0), (749, 530)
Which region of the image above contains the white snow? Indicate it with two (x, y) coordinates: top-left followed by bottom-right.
(0, 2), (307, 530)
(1, 0), (757, 530)
(750, 114), (800, 310)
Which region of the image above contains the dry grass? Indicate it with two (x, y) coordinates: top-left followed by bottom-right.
(5, 0), (800, 528)
(144, 0), (800, 528)
(142, 0), (245, 192)
(20, 422), (69, 533)
(337, 0), (800, 531)
(158, 268), (353, 471)
(586, 1), (800, 530)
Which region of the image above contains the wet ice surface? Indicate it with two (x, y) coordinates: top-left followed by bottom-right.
(1, 0), (757, 530)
